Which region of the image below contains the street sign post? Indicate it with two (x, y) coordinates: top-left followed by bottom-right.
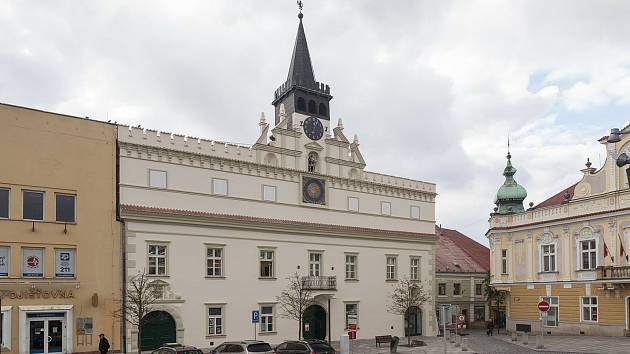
(537, 300), (549, 349)
(252, 310), (260, 340)
(537, 300), (550, 312)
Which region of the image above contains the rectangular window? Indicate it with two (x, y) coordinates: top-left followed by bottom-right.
(581, 240), (597, 270)
(0, 246), (9, 276)
(386, 256), (397, 280)
(262, 185), (276, 202)
(0, 188), (8, 219)
(55, 194), (76, 223)
(410, 206), (420, 219)
(23, 191), (44, 221)
(260, 305), (274, 332)
(345, 303), (359, 329)
(541, 244), (556, 272)
(207, 247), (224, 277)
(22, 248), (44, 277)
(259, 249), (274, 278)
(55, 249), (75, 278)
(148, 244), (167, 276)
(212, 178), (228, 196)
(207, 307), (223, 335)
(148, 169), (167, 188)
(345, 254), (357, 280)
(474, 305), (485, 321)
(438, 283), (446, 296)
(453, 283), (461, 296)
(309, 253), (321, 277)
(410, 257), (420, 281)
(581, 297), (598, 322)
(501, 249), (508, 274)
(541, 296), (559, 327)
(381, 201), (391, 216)
(348, 197), (359, 212)
(475, 283), (483, 296)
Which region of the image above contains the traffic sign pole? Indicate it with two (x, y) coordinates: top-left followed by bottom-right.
(536, 300), (549, 349)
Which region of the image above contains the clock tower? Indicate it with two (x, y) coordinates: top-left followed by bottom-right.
(271, 9), (332, 133)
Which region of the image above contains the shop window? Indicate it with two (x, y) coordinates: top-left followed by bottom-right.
(55, 249), (76, 278)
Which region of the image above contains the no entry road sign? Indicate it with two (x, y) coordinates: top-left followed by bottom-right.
(537, 300), (550, 312)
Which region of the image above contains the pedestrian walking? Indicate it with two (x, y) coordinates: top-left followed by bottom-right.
(99, 334), (110, 354)
(486, 319), (494, 336)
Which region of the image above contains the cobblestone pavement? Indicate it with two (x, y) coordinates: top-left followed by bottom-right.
(493, 331), (630, 354)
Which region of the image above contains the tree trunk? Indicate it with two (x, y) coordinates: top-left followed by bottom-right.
(137, 326), (142, 354)
(298, 314), (302, 340)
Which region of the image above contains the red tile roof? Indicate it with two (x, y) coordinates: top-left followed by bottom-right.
(436, 226), (489, 273)
(533, 183), (577, 209)
(120, 204), (437, 240)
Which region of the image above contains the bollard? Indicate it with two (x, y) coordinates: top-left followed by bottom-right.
(522, 332), (529, 345)
(536, 334), (544, 349)
(461, 337), (468, 352)
(340, 335), (350, 354)
(511, 332), (517, 341)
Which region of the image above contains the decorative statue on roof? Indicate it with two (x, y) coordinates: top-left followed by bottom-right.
(494, 151), (528, 214)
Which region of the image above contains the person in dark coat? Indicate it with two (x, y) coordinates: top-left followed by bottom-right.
(486, 319), (494, 336)
(99, 334), (110, 354)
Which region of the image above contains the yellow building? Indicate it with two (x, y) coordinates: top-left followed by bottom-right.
(488, 127), (630, 336)
(0, 104), (121, 354)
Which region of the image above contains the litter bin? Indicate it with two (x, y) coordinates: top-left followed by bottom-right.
(390, 336), (400, 353)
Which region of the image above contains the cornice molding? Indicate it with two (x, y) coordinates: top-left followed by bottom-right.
(325, 156), (366, 169)
(253, 143), (302, 157)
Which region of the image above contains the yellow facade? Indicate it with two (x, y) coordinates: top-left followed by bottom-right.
(0, 104), (121, 354)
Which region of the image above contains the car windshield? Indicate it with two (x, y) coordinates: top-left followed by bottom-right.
(247, 343), (272, 352)
(310, 343), (334, 352)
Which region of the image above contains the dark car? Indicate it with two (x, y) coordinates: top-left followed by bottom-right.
(151, 344), (203, 354)
(210, 340), (273, 353)
(274, 340), (336, 354)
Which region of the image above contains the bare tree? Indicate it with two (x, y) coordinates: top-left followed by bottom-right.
(276, 272), (314, 339)
(115, 269), (161, 354)
(387, 277), (431, 346)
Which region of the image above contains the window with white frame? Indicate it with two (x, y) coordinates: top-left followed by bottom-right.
(581, 240), (597, 270)
(148, 244), (167, 276)
(541, 244), (556, 272)
(438, 283), (446, 296)
(212, 178), (228, 196)
(348, 197), (359, 212)
(0, 188), (9, 219)
(259, 249), (274, 278)
(262, 185), (276, 202)
(345, 303), (359, 329)
(148, 170), (167, 188)
(410, 206), (420, 219)
(207, 247), (224, 277)
(0, 246), (9, 277)
(581, 297), (598, 322)
(207, 306), (224, 335)
(501, 249), (508, 274)
(386, 256), (397, 280)
(410, 257), (420, 281)
(381, 201), (391, 216)
(345, 254), (357, 280)
(309, 252), (322, 277)
(23, 191), (44, 221)
(260, 305), (274, 332)
(541, 296), (559, 326)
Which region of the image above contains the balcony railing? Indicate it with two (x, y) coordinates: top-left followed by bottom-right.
(597, 266), (630, 280)
(301, 276), (337, 290)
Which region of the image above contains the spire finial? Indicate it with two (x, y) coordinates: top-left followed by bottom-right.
(297, 0), (304, 20)
(507, 136), (511, 160)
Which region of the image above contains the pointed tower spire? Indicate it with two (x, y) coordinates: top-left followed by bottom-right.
(288, 2), (316, 87)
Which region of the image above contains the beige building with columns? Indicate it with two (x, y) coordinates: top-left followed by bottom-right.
(0, 104), (121, 354)
(488, 126), (630, 336)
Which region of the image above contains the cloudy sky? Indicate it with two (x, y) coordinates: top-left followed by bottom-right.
(2, 1), (630, 245)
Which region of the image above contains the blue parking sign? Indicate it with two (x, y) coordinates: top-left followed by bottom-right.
(252, 310), (260, 323)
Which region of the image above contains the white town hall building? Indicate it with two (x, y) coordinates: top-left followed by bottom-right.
(118, 10), (438, 351)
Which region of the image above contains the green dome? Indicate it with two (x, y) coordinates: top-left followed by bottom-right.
(494, 152), (527, 214)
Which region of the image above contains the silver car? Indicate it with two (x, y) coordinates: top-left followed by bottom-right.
(210, 340), (273, 354)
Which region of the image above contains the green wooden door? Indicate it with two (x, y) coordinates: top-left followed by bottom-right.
(405, 306), (422, 336)
(140, 311), (176, 351)
(303, 305), (326, 340)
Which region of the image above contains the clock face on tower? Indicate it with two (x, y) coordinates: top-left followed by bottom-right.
(302, 177), (326, 205)
(302, 116), (324, 141)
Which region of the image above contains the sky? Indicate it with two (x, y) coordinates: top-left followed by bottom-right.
(2, 0), (630, 245)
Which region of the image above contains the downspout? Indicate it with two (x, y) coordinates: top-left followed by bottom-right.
(327, 297), (331, 344)
(116, 139), (127, 353)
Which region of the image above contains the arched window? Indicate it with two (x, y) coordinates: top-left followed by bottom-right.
(297, 97), (306, 112)
(308, 100), (317, 114)
(307, 151), (319, 173)
(318, 103), (327, 116)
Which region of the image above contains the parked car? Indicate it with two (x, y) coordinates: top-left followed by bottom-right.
(151, 344), (203, 354)
(210, 340), (273, 353)
(274, 340), (336, 354)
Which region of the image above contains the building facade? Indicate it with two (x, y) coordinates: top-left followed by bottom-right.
(118, 11), (438, 351)
(0, 104), (122, 354)
(488, 128), (630, 336)
(435, 227), (489, 330)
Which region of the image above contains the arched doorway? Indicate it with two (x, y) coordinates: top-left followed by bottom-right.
(303, 305), (326, 340)
(140, 311), (176, 351)
(405, 306), (422, 336)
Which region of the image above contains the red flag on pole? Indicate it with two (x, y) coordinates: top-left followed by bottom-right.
(604, 240), (614, 262)
(619, 233), (629, 262)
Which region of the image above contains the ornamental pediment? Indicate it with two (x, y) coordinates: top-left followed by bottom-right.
(304, 141), (324, 151)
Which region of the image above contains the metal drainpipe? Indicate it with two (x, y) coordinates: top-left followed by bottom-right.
(328, 297), (331, 344)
